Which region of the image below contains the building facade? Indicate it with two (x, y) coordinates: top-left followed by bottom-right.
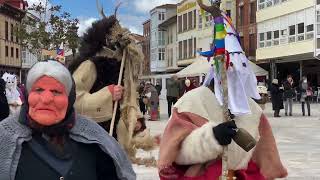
(150, 4), (177, 73)
(159, 14), (178, 72)
(256, 0), (320, 86)
(142, 20), (151, 75)
(177, 0), (237, 67)
(0, 2), (25, 77)
(236, 0), (257, 61)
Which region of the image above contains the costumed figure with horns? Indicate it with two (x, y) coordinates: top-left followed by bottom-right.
(69, 1), (149, 159)
(158, 0), (288, 179)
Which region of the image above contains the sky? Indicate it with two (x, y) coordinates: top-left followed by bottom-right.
(26, 0), (178, 36)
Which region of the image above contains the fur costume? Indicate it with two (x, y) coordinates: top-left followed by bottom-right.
(68, 11), (143, 157)
(2, 73), (22, 116)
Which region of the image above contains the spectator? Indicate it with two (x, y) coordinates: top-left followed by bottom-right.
(270, 79), (284, 117)
(166, 75), (180, 117)
(155, 82), (162, 97)
(0, 79), (9, 121)
(138, 82), (146, 115)
(283, 75), (295, 116)
(184, 79), (196, 94)
(145, 82), (159, 121)
(300, 76), (312, 116)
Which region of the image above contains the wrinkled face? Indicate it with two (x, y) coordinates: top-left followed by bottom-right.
(28, 76), (68, 126)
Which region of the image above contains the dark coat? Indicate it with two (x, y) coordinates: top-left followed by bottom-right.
(283, 80), (295, 99)
(0, 94), (9, 121)
(270, 84), (284, 110)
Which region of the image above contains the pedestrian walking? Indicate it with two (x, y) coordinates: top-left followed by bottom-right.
(270, 79), (284, 117)
(300, 76), (312, 116)
(283, 75), (295, 116)
(155, 82), (162, 97)
(166, 75), (180, 117)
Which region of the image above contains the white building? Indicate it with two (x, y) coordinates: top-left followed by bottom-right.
(256, 0), (320, 85)
(150, 4), (177, 73)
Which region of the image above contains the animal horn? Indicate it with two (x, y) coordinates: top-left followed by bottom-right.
(114, 1), (122, 18)
(96, 0), (107, 19)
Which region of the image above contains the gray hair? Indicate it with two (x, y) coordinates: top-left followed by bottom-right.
(26, 60), (73, 95)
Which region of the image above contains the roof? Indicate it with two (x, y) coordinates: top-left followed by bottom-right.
(142, 19), (150, 25)
(158, 15), (177, 28)
(150, 4), (177, 13)
(0, 2), (25, 20)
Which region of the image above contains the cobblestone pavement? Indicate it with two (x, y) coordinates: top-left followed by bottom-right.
(134, 100), (320, 180)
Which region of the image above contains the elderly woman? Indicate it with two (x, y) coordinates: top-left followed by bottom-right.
(0, 60), (135, 180)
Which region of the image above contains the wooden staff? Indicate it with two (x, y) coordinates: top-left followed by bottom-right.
(109, 49), (127, 136)
(217, 55), (234, 180)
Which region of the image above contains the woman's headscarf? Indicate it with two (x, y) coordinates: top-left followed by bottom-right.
(19, 60), (76, 137)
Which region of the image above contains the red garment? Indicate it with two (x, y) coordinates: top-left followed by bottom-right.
(160, 160), (265, 180)
(185, 84), (197, 93)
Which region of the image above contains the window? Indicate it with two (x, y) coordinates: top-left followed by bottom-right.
(11, 47), (14, 57)
(198, 12), (203, 29)
(273, 30), (280, 45)
(188, 11), (193, 30)
(194, 37), (197, 57)
(183, 13), (188, 31)
(297, 23), (304, 34)
(239, 6), (244, 26)
(183, 40), (188, 59)
(158, 31), (165, 45)
(306, 24), (314, 32)
(158, 12), (165, 21)
(178, 16), (182, 33)
(249, 34), (255, 56)
(16, 24), (19, 43)
(266, 31), (272, 40)
(179, 41), (182, 60)
(16, 48), (19, 58)
(205, 12), (212, 27)
(158, 48), (165, 60)
(258, 0), (265, 10)
(289, 25), (295, 35)
(250, 2), (256, 24)
(188, 38), (193, 58)
(10, 24), (14, 41)
(5, 21), (8, 40)
(5, 46), (8, 57)
(193, 10), (196, 28)
(259, 33), (265, 41)
(274, 30), (280, 39)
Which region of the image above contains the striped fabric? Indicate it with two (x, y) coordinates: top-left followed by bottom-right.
(214, 16), (227, 56)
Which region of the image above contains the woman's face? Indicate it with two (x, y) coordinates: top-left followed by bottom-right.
(28, 76), (68, 126)
(135, 120), (142, 131)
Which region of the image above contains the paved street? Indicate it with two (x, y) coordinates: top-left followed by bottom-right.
(133, 99), (320, 180)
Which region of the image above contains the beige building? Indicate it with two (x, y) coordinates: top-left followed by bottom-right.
(256, 0), (320, 85)
(177, 0), (236, 67)
(0, 2), (25, 76)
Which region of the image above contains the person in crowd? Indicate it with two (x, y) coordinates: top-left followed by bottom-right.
(138, 82), (146, 115)
(283, 75), (295, 116)
(166, 75), (180, 117)
(184, 79), (197, 94)
(300, 76), (312, 116)
(155, 82), (162, 97)
(0, 60), (135, 180)
(270, 79), (284, 117)
(0, 78), (9, 121)
(144, 82), (159, 121)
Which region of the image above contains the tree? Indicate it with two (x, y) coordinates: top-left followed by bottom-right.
(16, 0), (79, 59)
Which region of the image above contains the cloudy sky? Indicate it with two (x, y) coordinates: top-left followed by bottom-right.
(26, 0), (178, 36)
